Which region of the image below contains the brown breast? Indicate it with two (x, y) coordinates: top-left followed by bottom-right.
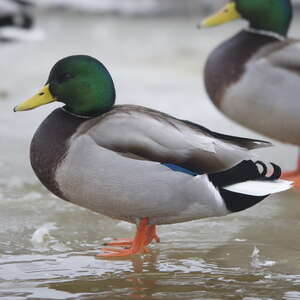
(30, 108), (87, 199)
(204, 30), (278, 107)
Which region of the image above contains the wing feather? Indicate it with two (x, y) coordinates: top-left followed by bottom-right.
(85, 105), (270, 173)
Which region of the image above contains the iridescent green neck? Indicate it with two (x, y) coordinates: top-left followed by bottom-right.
(236, 0), (293, 36)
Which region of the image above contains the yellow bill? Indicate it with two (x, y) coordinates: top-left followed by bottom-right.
(200, 2), (241, 28)
(14, 84), (56, 112)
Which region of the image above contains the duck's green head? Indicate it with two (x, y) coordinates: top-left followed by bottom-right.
(201, 0), (292, 36)
(14, 55), (116, 117)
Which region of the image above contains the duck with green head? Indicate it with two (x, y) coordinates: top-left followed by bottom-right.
(14, 55), (291, 258)
(200, 0), (300, 185)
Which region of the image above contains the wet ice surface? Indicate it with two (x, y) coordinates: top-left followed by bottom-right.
(1, 12), (300, 300)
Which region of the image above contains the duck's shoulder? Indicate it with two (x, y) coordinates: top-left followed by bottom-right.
(102, 104), (179, 123)
(253, 38), (300, 71)
(76, 104), (183, 136)
(80, 104), (235, 139)
(204, 30), (279, 107)
(206, 30), (278, 72)
(77, 104), (270, 153)
(208, 29), (280, 62)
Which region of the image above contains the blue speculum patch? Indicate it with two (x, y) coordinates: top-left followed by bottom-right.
(162, 163), (198, 176)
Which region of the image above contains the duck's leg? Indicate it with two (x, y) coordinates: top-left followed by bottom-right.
(103, 224), (160, 247)
(147, 224), (160, 243)
(281, 151), (300, 187)
(96, 218), (157, 258)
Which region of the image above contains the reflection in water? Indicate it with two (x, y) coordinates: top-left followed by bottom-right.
(20, 245), (297, 300)
(43, 251), (161, 299)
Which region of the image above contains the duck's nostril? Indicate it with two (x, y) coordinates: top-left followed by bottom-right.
(39, 92), (45, 96)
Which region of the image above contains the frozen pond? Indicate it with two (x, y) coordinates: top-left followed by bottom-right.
(1, 11), (300, 300)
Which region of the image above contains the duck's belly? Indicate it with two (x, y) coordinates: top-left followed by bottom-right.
(55, 135), (227, 225)
(221, 61), (300, 145)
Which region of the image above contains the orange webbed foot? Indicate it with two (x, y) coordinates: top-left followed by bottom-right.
(96, 218), (159, 259)
(103, 238), (133, 247)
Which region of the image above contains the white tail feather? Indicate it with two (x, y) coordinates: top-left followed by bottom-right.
(224, 179), (293, 196)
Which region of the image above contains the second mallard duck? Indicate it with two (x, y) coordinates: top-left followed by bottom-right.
(14, 55), (291, 258)
(201, 0), (300, 185)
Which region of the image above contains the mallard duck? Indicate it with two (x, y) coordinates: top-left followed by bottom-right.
(14, 55), (291, 258)
(200, 0), (300, 185)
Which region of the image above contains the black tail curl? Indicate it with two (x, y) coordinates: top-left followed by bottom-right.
(208, 160), (281, 188)
(255, 161), (281, 180)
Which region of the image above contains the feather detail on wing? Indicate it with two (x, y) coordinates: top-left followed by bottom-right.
(180, 119), (272, 150)
(84, 105), (271, 173)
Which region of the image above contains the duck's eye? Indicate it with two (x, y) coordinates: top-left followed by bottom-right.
(58, 72), (73, 83)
